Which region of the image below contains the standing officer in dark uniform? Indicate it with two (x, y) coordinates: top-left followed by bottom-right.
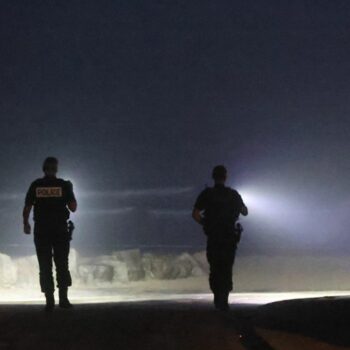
(192, 165), (248, 311)
(22, 157), (77, 311)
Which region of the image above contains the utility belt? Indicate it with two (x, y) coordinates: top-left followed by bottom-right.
(204, 222), (243, 244)
(34, 220), (75, 240)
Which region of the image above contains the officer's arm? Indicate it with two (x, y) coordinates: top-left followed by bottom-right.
(192, 208), (203, 225)
(23, 182), (35, 235)
(241, 205), (248, 216)
(22, 205), (32, 234)
(68, 201), (77, 212)
(192, 190), (207, 225)
(237, 191), (248, 216)
(66, 180), (77, 212)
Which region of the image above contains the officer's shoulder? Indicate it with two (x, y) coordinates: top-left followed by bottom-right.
(199, 186), (213, 196)
(31, 178), (43, 186)
(60, 179), (74, 190)
(226, 187), (240, 196)
(56, 178), (69, 184)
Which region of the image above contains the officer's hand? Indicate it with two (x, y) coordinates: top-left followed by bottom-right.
(23, 223), (31, 235)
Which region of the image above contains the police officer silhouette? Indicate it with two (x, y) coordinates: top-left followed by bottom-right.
(23, 157), (77, 311)
(192, 165), (248, 311)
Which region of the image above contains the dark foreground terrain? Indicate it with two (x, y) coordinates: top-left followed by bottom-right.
(255, 296), (350, 349)
(0, 296), (350, 349)
(0, 300), (249, 350)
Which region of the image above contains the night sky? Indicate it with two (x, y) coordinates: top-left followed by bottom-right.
(1, 1), (349, 255)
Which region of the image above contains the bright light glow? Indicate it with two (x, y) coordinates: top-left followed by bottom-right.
(236, 185), (333, 241)
(0, 289), (348, 305)
(238, 186), (299, 220)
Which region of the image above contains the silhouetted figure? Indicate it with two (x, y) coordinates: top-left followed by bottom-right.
(23, 157), (77, 311)
(192, 165), (248, 311)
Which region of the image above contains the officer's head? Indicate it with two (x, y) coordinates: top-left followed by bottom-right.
(212, 165), (227, 184)
(43, 157), (58, 177)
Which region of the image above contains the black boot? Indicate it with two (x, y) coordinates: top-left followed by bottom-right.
(216, 292), (230, 312)
(213, 293), (220, 309)
(59, 288), (73, 309)
(45, 292), (55, 312)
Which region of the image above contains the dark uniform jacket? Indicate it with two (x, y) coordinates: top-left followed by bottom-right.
(194, 184), (245, 239)
(25, 177), (76, 224)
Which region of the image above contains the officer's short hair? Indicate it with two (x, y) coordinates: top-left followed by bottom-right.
(212, 165), (227, 181)
(43, 157), (58, 172)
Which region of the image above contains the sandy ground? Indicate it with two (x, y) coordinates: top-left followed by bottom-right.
(2, 278), (350, 303)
